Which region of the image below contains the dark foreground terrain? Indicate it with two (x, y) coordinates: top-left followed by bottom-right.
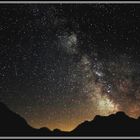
(0, 102), (140, 136)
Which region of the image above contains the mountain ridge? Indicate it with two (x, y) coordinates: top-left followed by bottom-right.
(0, 102), (140, 136)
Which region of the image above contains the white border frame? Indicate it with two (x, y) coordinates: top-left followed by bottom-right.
(1, 136), (140, 139)
(0, 1), (140, 139)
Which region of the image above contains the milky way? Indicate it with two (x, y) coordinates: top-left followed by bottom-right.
(0, 4), (140, 131)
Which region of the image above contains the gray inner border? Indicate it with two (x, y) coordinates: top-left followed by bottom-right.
(0, 1), (140, 4)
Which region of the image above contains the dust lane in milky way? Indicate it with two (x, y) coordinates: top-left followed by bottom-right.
(0, 4), (140, 131)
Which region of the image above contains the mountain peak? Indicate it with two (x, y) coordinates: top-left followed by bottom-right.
(0, 102), (140, 136)
(115, 111), (127, 116)
(93, 111), (129, 121)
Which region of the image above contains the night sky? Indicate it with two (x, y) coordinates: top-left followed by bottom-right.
(0, 4), (140, 131)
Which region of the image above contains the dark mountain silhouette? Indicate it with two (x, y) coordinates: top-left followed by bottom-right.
(0, 102), (52, 136)
(0, 102), (140, 136)
(70, 112), (140, 136)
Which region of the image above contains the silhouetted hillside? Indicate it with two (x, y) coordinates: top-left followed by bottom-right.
(70, 112), (140, 136)
(1, 102), (140, 136)
(0, 102), (52, 136)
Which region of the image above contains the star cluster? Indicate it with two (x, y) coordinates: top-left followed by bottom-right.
(0, 4), (140, 131)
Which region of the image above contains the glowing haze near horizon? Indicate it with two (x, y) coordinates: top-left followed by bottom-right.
(0, 4), (140, 131)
